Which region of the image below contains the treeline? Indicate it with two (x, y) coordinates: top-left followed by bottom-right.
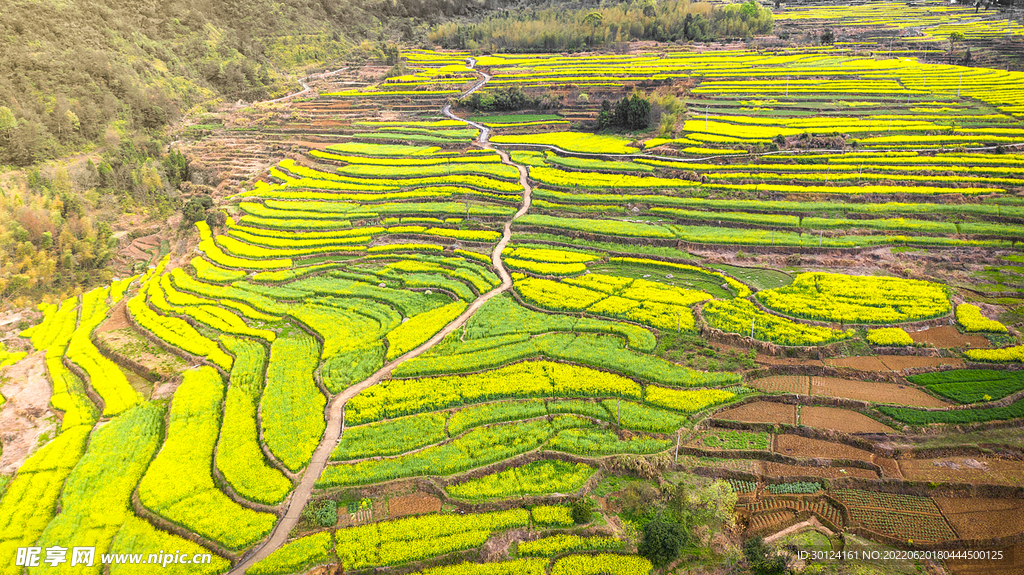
(462, 86), (557, 112)
(0, 0), (498, 167)
(0, 175), (119, 304)
(428, 0), (774, 52)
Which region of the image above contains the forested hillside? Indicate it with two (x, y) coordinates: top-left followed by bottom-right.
(0, 0), (495, 167)
(429, 0), (774, 52)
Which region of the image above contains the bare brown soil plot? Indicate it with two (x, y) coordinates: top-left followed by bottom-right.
(749, 375), (809, 395)
(799, 406), (895, 434)
(810, 377), (950, 408)
(825, 356), (889, 371)
(935, 497), (1024, 540)
(0, 353), (57, 474)
(96, 300), (130, 333)
(763, 461), (877, 480)
(878, 355), (965, 371)
(715, 401), (796, 426)
(872, 456), (902, 479)
(773, 434), (873, 462)
(910, 325), (990, 349)
(388, 493), (442, 519)
(898, 458), (1024, 487)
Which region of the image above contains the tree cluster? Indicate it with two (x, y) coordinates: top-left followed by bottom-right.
(597, 93), (652, 130)
(461, 86), (541, 112)
(429, 0), (773, 52)
(182, 197), (214, 227)
(0, 127), (187, 306)
(0, 166), (117, 305)
(616, 476), (737, 567)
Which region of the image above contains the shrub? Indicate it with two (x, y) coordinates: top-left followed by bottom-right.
(572, 498), (594, 524)
(639, 520), (687, 566)
(744, 537), (790, 575)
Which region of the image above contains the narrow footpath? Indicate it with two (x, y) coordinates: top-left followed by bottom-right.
(229, 59), (531, 574)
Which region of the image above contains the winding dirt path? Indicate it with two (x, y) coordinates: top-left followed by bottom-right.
(229, 59), (531, 574)
(266, 68), (349, 103)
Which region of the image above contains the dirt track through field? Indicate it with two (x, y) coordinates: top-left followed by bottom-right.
(229, 58), (532, 574)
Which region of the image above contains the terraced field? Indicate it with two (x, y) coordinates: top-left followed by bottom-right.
(2, 30), (1023, 575)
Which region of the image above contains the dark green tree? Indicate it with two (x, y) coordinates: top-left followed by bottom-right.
(638, 520), (687, 567)
(181, 197), (212, 226)
(948, 31), (965, 63)
(382, 43), (401, 66)
(205, 210), (227, 230)
(163, 149), (190, 189)
(463, 86), (537, 112)
(610, 93), (651, 130)
(571, 499), (593, 524)
(626, 93), (651, 129)
(596, 100), (614, 130)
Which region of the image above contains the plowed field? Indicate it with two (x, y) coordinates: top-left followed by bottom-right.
(824, 355), (964, 371)
(898, 458), (1024, 487)
(389, 493), (442, 518)
(935, 497), (1024, 540)
(878, 355), (965, 371)
(944, 542), (1024, 575)
(810, 377), (949, 408)
(748, 375), (809, 395)
(714, 401), (797, 425)
(910, 326), (991, 349)
(750, 376), (950, 407)
(773, 434), (873, 461)
(825, 356), (889, 371)
(763, 461), (877, 479)
(799, 406), (895, 433)
(873, 456), (902, 479)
